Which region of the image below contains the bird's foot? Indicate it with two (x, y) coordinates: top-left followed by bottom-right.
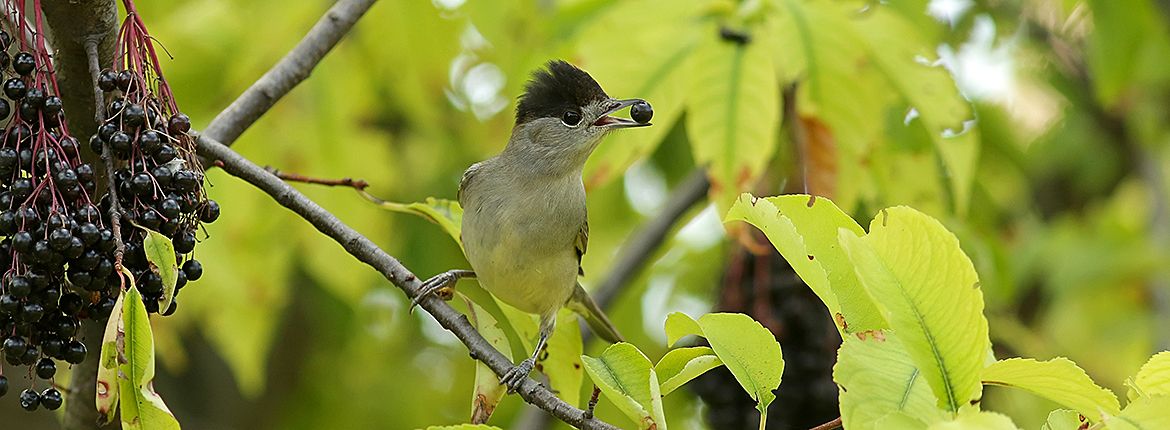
(499, 357), (536, 393)
(409, 271), (459, 313)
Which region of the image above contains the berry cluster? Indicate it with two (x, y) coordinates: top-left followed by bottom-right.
(91, 66), (214, 316)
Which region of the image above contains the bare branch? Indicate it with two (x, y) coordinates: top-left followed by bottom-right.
(263, 166), (369, 190)
(41, 0), (118, 146)
(592, 168), (710, 310)
(201, 0), (377, 145)
(196, 135), (620, 430)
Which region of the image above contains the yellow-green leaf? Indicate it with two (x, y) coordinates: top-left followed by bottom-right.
(1040, 409), (1084, 430)
(685, 32), (779, 211)
(463, 296), (511, 424)
(362, 193), (463, 247)
(1130, 351), (1170, 399)
(725, 193), (885, 333)
(119, 286), (181, 430)
(96, 289), (127, 425)
(835, 330), (947, 429)
(142, 228), (180, 313)
(681, 313), (785, 415)
(544, 308), (584, 406)
(655, 347), (723, 396)
(927, 410), (1020, 430)
(1103, 396), (1170, 430)
(425, 425), (504, 430)
(981, 357), (1120, 421)
(581, 342), (667, 430)
(664, 312), (703, 347)
(839, 207), (988, 413)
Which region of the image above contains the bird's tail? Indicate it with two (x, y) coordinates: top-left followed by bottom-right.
(568, 283), (624, 343)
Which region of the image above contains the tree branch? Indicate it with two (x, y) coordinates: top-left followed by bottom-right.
(201, 0), (377, 145)
(41, 0), (118, 146)
(196, 135), (619, 430)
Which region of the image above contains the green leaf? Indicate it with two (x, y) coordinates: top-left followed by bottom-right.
(1040, 409), (1084, 430)
(142, 228), (180, 313)
(119, 285), (181, 430)
(699, 313), (785, 415)
(462, 296), (511, 424)
(664, 312), (703, 347)
(927, 410), (1020, 430)
(655, 347), (723, 396)
(839, 207), (989, 413)
(544, 308), (585, 406)
(835, 330), (947, 429)
(581, 342), (667, 430)
(854, 8), (979, 214)
(875, 412), (929, 429)
(425, 425), (504, 430)
(96, 289), (127, 425)
(1129, 351), (1170, 399)
(362, 193), (463, 247)
(578, 0), (703, 187)
(1103, 396), (1170, 430)
(981, 357), (1120, 421)
(685, 32), (779, 210)
(725, 193), (886, 333)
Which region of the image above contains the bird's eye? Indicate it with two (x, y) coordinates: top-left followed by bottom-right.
(561, 109), (582, 127)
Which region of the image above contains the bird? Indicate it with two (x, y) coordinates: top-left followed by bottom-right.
(413, 60), (651, 391)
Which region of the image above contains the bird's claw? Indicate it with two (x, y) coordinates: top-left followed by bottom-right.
(500, 358), (536, 393)
(409, 272), (457, 313)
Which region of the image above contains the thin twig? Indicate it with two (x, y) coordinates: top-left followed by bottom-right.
(263, 166), (369, 190)
(201, 0), (377, 145)
(85, 40), (125, 272)
(196, 135), (619, 430)
(809, 416), (843, 430)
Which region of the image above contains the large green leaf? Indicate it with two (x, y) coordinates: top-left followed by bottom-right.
(981, 357), (1120, 421)
(96, 288), (128, 425)
(119, 286), (181, 430)
(853, 7), (978, 214)
(142, 228), (180, 313)
(578, 0), (703, 187)
(664, 312), (784, 417)
(655, 347), (723, 396)
(839, 207), (989, 413)
(1104, 396), (1170, 430)
(1129, 351), (1170, 399)
(544, 308), (585, 406)
(462, 296), (511, 424)
(361, 193), (463, 247)
(725, 193), (885, 333)
(685, 32), (779, 210)
(581, 342), (667, 430)
(835, 330), (947, 429)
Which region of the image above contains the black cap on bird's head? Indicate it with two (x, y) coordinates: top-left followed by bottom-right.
(515, 60), (649, 129)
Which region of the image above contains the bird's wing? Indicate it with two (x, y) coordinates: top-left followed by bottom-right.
(576, 220), (588, 276)
(457, 162), (482, 203)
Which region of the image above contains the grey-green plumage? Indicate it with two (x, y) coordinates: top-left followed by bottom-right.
(417, 60), (649, 391)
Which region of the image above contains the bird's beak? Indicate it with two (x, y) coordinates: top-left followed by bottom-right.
(593, 98), (650, 128)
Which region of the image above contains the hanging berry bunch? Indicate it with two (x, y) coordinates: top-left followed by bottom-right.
(0, 0), (108, 411)
(89, 0), (217, 318)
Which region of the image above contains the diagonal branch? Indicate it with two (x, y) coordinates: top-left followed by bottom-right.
(201, 0), (377, 145)
(196, 135), (620, 430)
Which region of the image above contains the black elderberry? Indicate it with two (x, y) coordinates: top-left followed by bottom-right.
(18, 100), (37, 120)
(0, 211), (16, 235)
(19, 303), (44, 322)
(173, 170), (198, 193)
(12, 52), (35, 75)
(154, 144), (177, 163)
(160, 219), (180, 237)
(69, 270), (93, 290)
(0, 294), (19, 313)
(130, 172), (154, 196)
(56, 168), (79, 188)
(0, 375), (7, 397)
(63, 339), (86, 364)
(54, 316), (78, 338)
(2, 336), (27, 357)
(168, 113), (191, 135)
(40, 388), (61, 410)
(0, 51), (7, 69)
(88, 134), (104, 155)
(159, 198), (181, 219)
(93, 258), (113, 278)
(76, 164), (96, 183)
(49, 228), (72, 251)
(41, 338), (64, 359)
(110, 131), (132, 154)
(140, 272), (163, 295)
(123, 103), (146, 128)
(19, 388), (38, 411)
(115, 70), (133, 91)
(183, 259), (203, 281)
(107, 98), (125, 117)
(98, 122), (118, 142)
(175, 269), (188, 290)
(140, 130), (163, 154)
(12, 231), (33, 253)
(8, 275), (30, 297)
(152, 165), (172, 187)
(173, 231), (196, 254)
(0, 31), (10, 49)
(20, 344), (38, 365)
(91, 296), (116, 319)
(162, 299), (178, 316)
(24, 87), (44, 108)
(0, 98), (9, 120)
(35, 357), (55, 379)
(3, 78), (26, 100)
(10, 178), (32, 200)
(140, 209), (162, 230)
(43, 96), (63, 116)
(64, 237), (85, 259)
(59, 292), (84, 315)
(98, 69), (117, 92)
(143, 297), (160, 314)
(77, 222), (101, 245)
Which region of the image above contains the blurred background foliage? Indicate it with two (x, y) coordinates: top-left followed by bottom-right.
(5, 0), (1170, 428)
